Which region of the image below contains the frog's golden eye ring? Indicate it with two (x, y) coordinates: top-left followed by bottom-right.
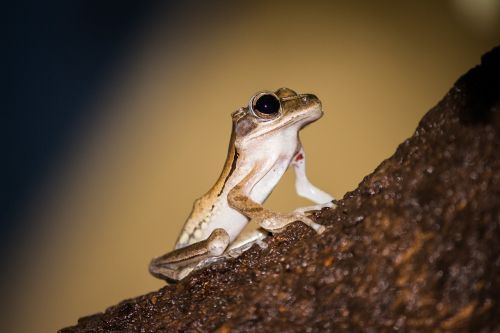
(249, 91), (281, 120)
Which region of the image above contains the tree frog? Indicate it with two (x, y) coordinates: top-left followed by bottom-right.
(149, 88), (334, 282)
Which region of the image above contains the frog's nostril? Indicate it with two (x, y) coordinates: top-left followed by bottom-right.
(304, 94), (319, 104)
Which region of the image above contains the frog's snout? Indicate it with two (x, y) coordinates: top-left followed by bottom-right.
(301, 94), (322, 112)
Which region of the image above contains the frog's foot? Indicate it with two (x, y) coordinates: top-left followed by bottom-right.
(149, 264), (194, 282)
(294, 201), (335, 215)
(257, 212), (326, 234)
(149, 228), (230, 282)
(189, 229), (270, 274)
(225, 229), (269, 258)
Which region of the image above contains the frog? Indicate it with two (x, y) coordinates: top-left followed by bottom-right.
(149, 87), (334, 282)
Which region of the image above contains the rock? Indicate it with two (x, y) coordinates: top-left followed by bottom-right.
(60, 47), (500, 333)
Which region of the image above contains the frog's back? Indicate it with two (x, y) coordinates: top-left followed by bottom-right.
(174, 136), (241, 249)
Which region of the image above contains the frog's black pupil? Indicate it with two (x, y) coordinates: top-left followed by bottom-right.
(254, 94), (280, 115)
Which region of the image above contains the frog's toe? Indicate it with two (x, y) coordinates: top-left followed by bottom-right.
(258, 216), (288, 232)
(309, 221), (326, 234)
(296, 215), (326, 234)
(294, 201), (335, 215)
(149, 260), (188, 283)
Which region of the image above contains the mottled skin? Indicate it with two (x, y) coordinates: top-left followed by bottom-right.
(149, 88), (334, 282)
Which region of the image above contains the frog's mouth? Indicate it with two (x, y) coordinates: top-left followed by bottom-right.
(247, 109), (322, 141)
(285, 106), (324, 127)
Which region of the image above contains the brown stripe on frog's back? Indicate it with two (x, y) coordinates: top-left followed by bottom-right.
(217, 151), (239, 196)
(204, 122), (239, 201)
(177, 124), (240, 247)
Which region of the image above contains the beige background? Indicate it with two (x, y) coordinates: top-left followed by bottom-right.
(5, 1), (500, 332)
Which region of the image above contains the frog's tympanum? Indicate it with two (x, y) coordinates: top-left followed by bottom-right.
(150, 88), (334, 282)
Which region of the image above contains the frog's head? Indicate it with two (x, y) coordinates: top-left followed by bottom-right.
(231, 88), (323, 145)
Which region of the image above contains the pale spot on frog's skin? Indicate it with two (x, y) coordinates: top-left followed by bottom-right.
(149, 88), (334, 282)
(194, 229), (202, 239)
(179, 233), (188, 245)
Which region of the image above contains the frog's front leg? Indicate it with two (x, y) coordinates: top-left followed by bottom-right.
(227, 172), (326, 234)
(292, 147), (335, 214)
(149, 228), (230, 282)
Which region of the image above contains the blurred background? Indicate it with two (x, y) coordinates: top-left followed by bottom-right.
(4, 0), (500, 331)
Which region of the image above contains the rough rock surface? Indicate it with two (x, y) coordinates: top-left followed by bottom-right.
(61, 47), (500, 333)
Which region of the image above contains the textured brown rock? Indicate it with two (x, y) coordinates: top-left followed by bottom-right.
(60, 47), (500, 333)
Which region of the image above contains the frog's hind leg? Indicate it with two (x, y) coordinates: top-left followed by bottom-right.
(149, 263), (193, 282)
(149, 228), (230, 282)
(225, 229), (269, 258)
(181, 229), (270, 276)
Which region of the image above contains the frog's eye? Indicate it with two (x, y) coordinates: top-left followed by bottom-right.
(249, 92), (281, 119)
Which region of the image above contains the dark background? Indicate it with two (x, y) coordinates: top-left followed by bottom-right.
(6, 0), (164, 237)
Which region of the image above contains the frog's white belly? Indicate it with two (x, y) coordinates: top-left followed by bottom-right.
(199, 198), (246, 242)
(179, 129), (300, 247)
(200, 155), (292, 243)
(208, 132), (298, 241)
